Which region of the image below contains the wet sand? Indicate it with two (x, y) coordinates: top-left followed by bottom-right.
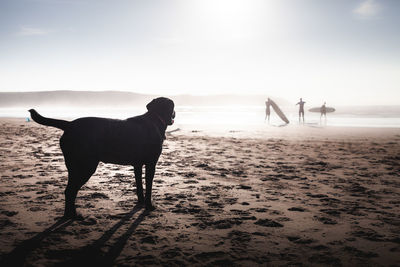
(0, 118), (399, 266)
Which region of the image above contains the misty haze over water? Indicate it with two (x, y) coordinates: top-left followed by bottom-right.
(1, 91), (399, 130)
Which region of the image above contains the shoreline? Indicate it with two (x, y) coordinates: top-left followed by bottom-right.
(2, 116), (400, 139)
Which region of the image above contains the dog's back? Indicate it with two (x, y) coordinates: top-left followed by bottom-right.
(60, 115), (163, 165)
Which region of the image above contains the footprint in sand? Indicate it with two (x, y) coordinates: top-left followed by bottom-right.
(229, 230), (252, 244)
(1, 211), (18, 217)
(320, 209), (341, 217)
(141, 235), (158, 244)
(314, 216), (337, 225)
(343, 246), (379, 258)
(287, 236), (315, 244)
(0, 218), (16, 229)
(288, 207), (308, 212)
(236, 185), (252, 190)
(254, 219), (283, 227)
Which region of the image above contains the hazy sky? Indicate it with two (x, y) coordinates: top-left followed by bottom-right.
(0, 0), (399, 105)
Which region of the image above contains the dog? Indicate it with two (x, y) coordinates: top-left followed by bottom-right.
(29, 97), (175, 218)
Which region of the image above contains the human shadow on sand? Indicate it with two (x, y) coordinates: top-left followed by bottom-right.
(59, 204), (147, 266)
(0, 217), (74, 267)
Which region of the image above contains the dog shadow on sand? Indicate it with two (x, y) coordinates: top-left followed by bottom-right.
(1, 205), (147, 267)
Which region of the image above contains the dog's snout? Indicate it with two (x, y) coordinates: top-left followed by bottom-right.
(172, 111), (176, 119)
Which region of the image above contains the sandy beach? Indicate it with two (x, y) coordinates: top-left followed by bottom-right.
(0, 118), (399, 266)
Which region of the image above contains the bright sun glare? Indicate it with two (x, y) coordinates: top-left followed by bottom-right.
(188, 0), (273, 42)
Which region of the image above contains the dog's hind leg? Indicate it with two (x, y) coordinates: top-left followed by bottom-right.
(64, 178), (81, 218)
(64, 159), (98, 218)
(133, 164), (144, 205)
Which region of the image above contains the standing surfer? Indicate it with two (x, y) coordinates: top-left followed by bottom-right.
(296, 98), (306, 123)
(265, 98), (271, 123)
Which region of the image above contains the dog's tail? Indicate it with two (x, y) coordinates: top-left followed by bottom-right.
(28, 109), (69, 131)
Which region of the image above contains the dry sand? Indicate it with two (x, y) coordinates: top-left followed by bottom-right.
(0, 118), (399, 266)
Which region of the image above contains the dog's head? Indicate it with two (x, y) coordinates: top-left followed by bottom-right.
(146, 97), (175, 126)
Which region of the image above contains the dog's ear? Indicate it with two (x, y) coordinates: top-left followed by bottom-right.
(146, 99), (157, 112)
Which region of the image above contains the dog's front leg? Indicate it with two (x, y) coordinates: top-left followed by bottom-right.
(134, 164), (144, 205)
(144, 163), (156, 211)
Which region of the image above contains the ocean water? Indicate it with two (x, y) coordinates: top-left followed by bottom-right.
(1, 106), (400, 133)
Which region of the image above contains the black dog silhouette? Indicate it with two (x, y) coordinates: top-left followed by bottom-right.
(29, 97), (175, 217)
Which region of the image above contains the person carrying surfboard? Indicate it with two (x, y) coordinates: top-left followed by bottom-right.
(265, 98), (271, 123)
(267, 98), (290, 124)
(321, 102), (327, 118)
(296, 98), (306, 123)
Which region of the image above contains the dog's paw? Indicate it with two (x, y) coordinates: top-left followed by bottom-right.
(63, 211), (84, 220)
(63, 213), (76, 219)
(145, 204), (156, 211)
